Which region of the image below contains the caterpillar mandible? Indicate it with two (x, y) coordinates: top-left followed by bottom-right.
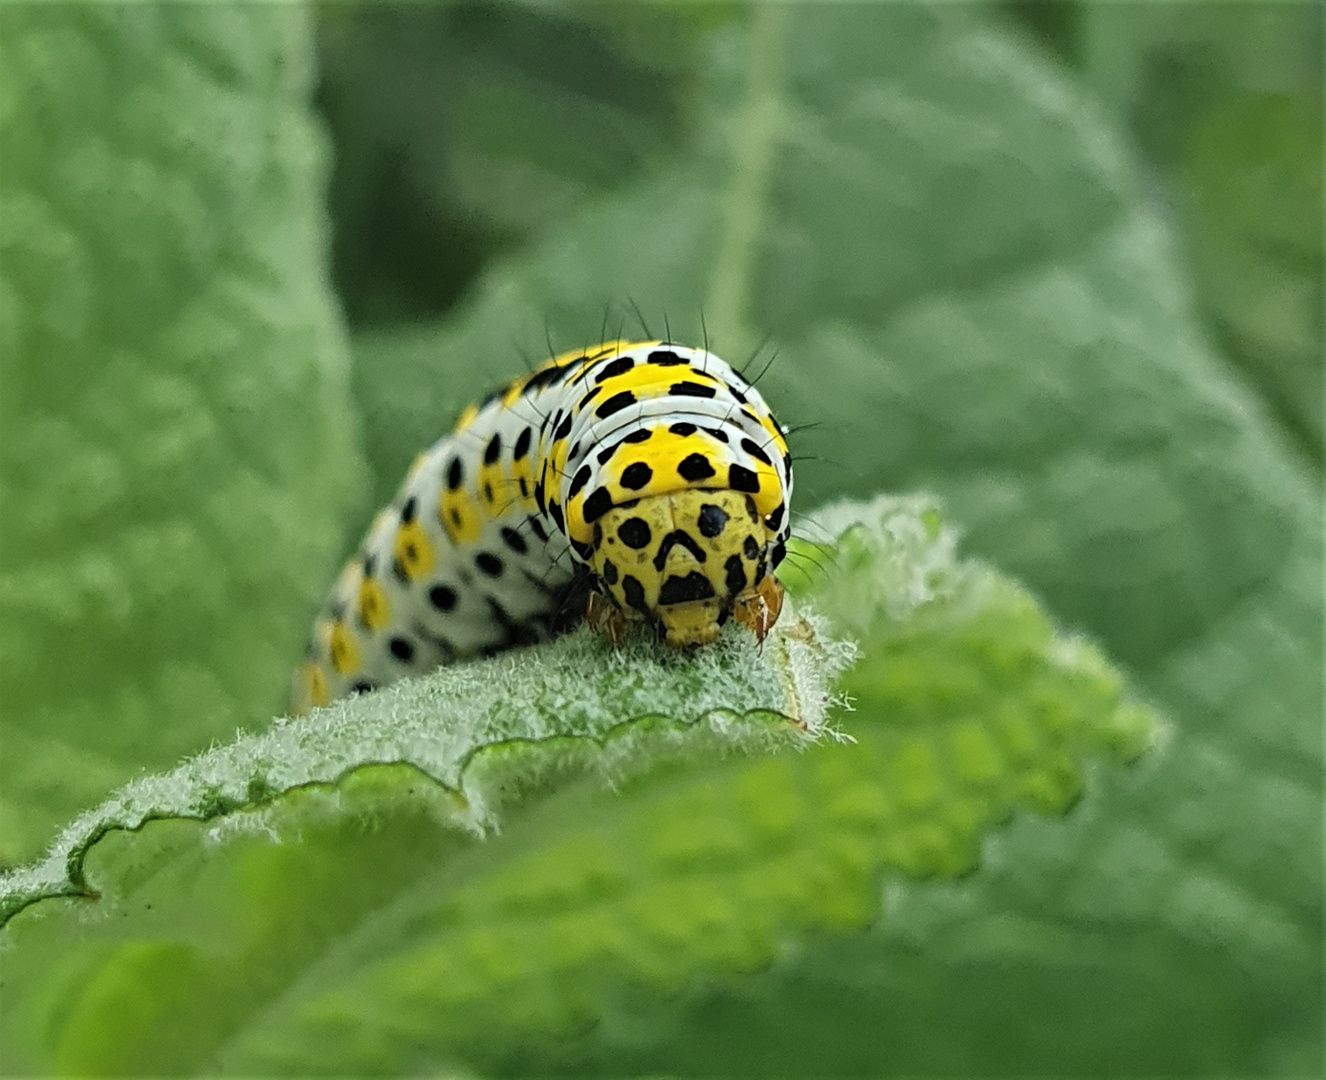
(294, 340), (793, 712)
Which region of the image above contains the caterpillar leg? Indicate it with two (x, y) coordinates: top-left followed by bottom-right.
(732, 574), (784, 644)
(586, 588), (631, 648)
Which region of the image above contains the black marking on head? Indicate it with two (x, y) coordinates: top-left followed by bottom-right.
(729, 383), (748, 404)
(429, 584), (458, 612)
(519, 477), (529, 497)
(744, 535), (760, 561)
(583, 487), (613, 524)
(602, 559), (619, 585)
(553, 411), (573, 442)
(363, 552), (378, 578)
(729, 464), (760, 493)
(622, 574), (648, 613)
(724, 554), (747, 595)
(549, 500), (565, 532)
(740, 437), (772, 465)
(658, 572), (716, 605)
(501, 526), (528, 555)
(578, 386), (601, 411)
(568, 440), (581, 462)
(678, 453), (716, 482)
(766, 504), (784, 531)
(704, 426), (729, 443)
(771, 540), (787, 568)
(653, 529), (707, 571)
(483, 482), (494, 503)
(596, 390), (636, 419)
(669, 421), (697, 436)
(625, 428), (652, 443)
(595, 355), (635, 382)
(648, 349), (687, 366)
(698, 503), (729, 538)
(670, 380), (717, 399)
(592, 522), (603, 548)
(446, 458), (463, 491)
(450, 509), (463, 527)
(618, 517), (652, 550)
(475, 552), (504, 578)
(401, 496), (417, 523)
(484, 433), (502, 465)
(513, 426), (533, 459)
(389, 636), (416, 662)
(597, 442), (619, 466)
(745, 496), (759, 522)
(621, 461), (653, 491)
(528, 516), (549, 543)
(534, 479), (546, 513)
(569, 464), (592, 499)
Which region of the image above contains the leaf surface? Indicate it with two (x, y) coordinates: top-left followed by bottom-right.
(0, 497), (1150, 1075)
(0, 4), (363, 864)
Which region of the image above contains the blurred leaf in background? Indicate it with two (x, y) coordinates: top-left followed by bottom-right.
(0, 5), (363, 865)
(1010, 0), (1323, 459)
(316, 1), (729, 326)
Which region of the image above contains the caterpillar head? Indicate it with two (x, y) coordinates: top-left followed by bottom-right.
(586, 488), (784, 647)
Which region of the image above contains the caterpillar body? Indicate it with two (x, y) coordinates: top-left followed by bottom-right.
(294, 340), (793, 712)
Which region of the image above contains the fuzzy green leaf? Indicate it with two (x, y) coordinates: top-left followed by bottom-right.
(1078, 3), (1323, 459)
(0, 603), (847, 926)
(0, 496), (1153, 1074)
(0, 4), (364, 865)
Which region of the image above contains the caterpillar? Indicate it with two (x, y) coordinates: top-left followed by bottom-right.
(293, 339), (793, 712)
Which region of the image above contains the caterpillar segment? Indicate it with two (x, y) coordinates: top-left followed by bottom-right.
(294, 340), (794, 713)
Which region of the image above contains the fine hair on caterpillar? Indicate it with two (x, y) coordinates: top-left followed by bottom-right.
(294, 314), (822, 713)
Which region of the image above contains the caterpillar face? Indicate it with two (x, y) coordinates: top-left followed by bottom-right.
(587, 489), (781, 646)
(294, 340), (793, 712)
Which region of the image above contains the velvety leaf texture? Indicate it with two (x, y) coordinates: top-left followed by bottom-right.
(0, 497), (1152, 1074)
(0, 5), (363, 863)
(350, 5), (1322, 1073)
(0, 603), (848, 923)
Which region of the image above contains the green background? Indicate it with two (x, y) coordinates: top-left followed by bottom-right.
(0, 2), (1320, 1074)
